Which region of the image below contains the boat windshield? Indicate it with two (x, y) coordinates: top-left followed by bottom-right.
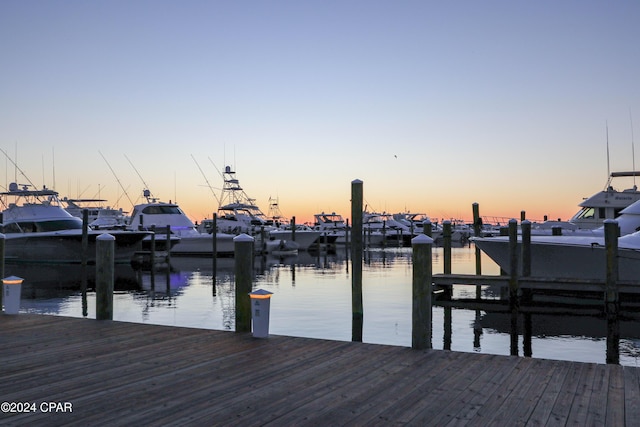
(573, 207), (596, 220)
(141, 205), (183, 215)
(3, 219), (83, 233)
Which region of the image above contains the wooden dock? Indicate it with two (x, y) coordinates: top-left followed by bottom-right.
(2, 314), (639, 426)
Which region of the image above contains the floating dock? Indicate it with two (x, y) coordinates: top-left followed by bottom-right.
(1, 314), (639, 425)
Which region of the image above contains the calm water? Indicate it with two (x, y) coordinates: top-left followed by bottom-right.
(9, 244), (640, 367)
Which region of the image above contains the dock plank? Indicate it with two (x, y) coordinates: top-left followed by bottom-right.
(1, 314), (639, 426)
(623, 366), (640, 425)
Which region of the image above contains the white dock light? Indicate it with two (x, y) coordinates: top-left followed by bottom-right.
(3, 276), (24, 315)
(249, 289), (274, 338)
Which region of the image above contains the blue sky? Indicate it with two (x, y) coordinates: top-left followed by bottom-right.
(2, 1), (640, 223)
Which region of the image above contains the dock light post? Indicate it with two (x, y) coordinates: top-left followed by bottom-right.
(3, 276), (24, 315)
(249, 289), (274, 338)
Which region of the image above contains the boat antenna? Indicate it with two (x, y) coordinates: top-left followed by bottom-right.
(191, 154), (221, 206)
(98, 151), (135, 209)
(0, 147), (37, 190)
(631, 109), (636, 187)
(606, 121), (611, 178)
(124, 154), (155, 201)
(52, 147), (56, 191)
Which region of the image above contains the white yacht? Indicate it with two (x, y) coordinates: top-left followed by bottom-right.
(313, 212), (349, 244)
(0, 183), (149, 264)
(363, 211), (412, 246)
(472, 199), (640, 281)
(128, 190), (234, 256)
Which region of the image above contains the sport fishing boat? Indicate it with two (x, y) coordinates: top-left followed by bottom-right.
(0, 183), (150, 264)
(214, 166), (318, 250)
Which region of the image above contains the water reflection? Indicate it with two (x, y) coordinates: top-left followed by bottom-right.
(7, 245), (640, 366)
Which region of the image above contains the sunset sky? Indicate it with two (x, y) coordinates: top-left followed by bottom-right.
(2, 1), (640, 225)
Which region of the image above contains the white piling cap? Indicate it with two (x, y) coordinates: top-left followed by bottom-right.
(96, 233), (115, 241)
(412, 234), (434, 245)
(233, 233), (255, 242)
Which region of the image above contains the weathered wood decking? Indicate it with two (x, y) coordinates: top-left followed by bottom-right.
(1, 314), (639, 426)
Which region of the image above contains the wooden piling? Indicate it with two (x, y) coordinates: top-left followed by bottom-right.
(212, 214), (217, 281)
(521, 220), (531, 277)
(472, 203), (482, 273)
(422, 220), (432, 237)
(604, 220), (620, 364)
(165, 225), (171, 266)
(351, 179), (364, 342)
(345, 218), (350, 248)
(291, 216), (296, 242)
(150, 226), (156, 274)
(472, 203), (482, 299)
(81, 210), (89, 317)
(411, 234), (433, 350)
(443, 220), (452, 275)
(96, 234), (115, 321)
(234, 234), (254, 333)
(382, 220), (386, 249)
(508, 218), (519, 356)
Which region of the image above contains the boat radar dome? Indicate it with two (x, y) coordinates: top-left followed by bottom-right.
(9, 182), (18, 192)
(143, 189), (151, 198)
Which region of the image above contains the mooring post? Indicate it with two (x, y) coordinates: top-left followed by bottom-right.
(382, 220), (386, 249)
(443, 220), (452, 275)
(81, 209), (89, 317)
(345, 218), (350, 248)
(212, 213), (217, 284)
(472, 202), (482, 275)
(521, 220), (532, 304)
(165, 225), (171, 266)
(351, 179), (364, 342)
(96, 234), (115, 320)
(508, 218), (519, 356)
(422, 220), (432, 237)
(150, 225), (156, 274)
(291, 216), (296, 242)
(521, 220), (531, 273)
(411, 234), (433, 350)
(234, 234), (254, 333)
(604, 220), (620, 364)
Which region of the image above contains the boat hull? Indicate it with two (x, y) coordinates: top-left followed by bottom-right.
(269, 230), (321, 250)
(3, 230), (149, 264)
(473, 236), (640, 282)
(169, 233), (235, 257)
